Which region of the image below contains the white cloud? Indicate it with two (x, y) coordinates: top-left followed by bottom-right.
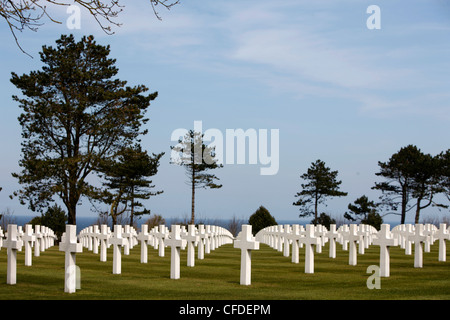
(96, 1), (450, 120)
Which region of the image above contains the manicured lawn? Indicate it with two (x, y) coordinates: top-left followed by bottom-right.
(0, 241), (448, 300)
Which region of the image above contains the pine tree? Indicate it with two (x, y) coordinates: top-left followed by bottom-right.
(293, 159), (347, 223)
(94, 144), (164, 226)
(10, 34), (156, 224)
(344, 195), (382, 230)
(170, 130), (222, 224)
(372, 145), (447, 224)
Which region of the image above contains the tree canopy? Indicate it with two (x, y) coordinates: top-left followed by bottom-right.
(344, 195), (382, 230)
(248, 205), (277, 235)
(93, 144), (164, 226)
(10, 34), (156, 224)
(373, 145), (448, 224)
(170, 130), (223, 224)
(293, 159), (347, 223)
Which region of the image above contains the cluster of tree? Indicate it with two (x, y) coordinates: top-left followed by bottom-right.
(292, 145), (449, 229)
(9, 34), (224, 228)
(7, 34), (449, 233)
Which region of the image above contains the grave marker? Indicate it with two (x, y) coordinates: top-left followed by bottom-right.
(283, 224), (291, 257)
(155, 225), (167, 257)
(234, 224), (259, 285)
(165, 225), (187, 279)
(409, 224), (427, 268)
(297, 224), (320, 274)
(343, 224), (362, 266)
(34, 225), (42, 257)
(22, 224), (35, 266)
(138, 224), (152, 263)
(326, 224), (339, 259)
(185, 225), (199, 267)
(286, 224), (301, 263)
(110, 225), (128, 274)
(372, 224), (398, 277)
(3, 225), (23, 285)
(197, 224), (206, 260)
(59, 224), (82, 293)
(435, 223), (449, 262)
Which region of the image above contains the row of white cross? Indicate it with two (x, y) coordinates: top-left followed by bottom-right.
(2, 222), (449, 294)
(0, 224), (57, 285)
(251, 223), (450, 280)
(60, 223), (235, 292)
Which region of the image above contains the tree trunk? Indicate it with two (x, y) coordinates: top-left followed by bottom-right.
(67, 200), (77, 225)
(314, 193), (318, 224)
(401, 185), (408, 224)
(414, 198), (421, 224)
(130, 186), (135, 226)
(191, 167), (195, 225)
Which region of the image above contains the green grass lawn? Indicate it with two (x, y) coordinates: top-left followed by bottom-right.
(0, 241), (448, 300)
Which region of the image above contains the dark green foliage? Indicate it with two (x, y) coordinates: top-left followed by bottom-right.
(372, 145), (447, 224)
(93, 144), (164, 225)
(248, 206), (277, 235)
(312, 212), (336, 229)
(437, 149), (450, 202)
(10, 34), (156, 224)
(344, 195), (382, 230)
(293, 159), (347, 222)
(28, 204), (67, 240)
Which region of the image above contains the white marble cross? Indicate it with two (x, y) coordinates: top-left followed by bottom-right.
(234, 224), (259, 285)
(276, 225), (284, 252)
(423, 224), (436, 253)
(326, 224), (340, 259)
(3, 225), (24, 285)
(409, 224), (427, 268)
(344, 224), (362, 266)
(357, 225), (368, 254)
(298, 224), (320, 274)
(33, 225), (42, 257)
(155, 225), (167, 257)
(339, 224), (349, 251)
(59, 224), (82, 293)
(286, 224), (302, 264)
(22, 224), (35, 266)
(403, 224), (414, 255)
(197, 224), (206, 260)
(315, 225), (327, 254)
(110, 225), (128, 274)
(283, 224), (291, 257)
(210, 226), (217, 251)
(86, 226), (93, 251)
(137, 224), (152, 263)
(98, 224), (110, 262)
(40, 226), (47, 252)
(372, 224), (398, 277)
(92, 225), (99, 254)
(205, 225), (212, 254)
(435, 223), (449, 262)
(185, 225), (199, 267)
(122, 225), (132, 255)
(165, 225), (187, 279)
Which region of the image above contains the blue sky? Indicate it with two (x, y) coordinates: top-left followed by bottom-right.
(0, 0), (449, 224)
